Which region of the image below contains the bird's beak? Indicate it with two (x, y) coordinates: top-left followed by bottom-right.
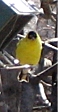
(31, 37), (36, 40)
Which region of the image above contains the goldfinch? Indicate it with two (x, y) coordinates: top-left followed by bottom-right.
(16, 31), (42, 82)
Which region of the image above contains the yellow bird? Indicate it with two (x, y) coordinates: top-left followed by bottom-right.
(16, 31), (42, 81)
(16, 31), (42, 65)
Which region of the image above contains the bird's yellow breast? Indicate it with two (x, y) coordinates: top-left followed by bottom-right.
(16, 35), (42, 65)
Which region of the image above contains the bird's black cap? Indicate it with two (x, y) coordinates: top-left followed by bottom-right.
(28, 31), (37, 40)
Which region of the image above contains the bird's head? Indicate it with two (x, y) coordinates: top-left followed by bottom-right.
(27, 31), (37, 40)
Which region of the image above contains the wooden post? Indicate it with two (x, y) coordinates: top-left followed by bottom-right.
(52, 6), (57, 112)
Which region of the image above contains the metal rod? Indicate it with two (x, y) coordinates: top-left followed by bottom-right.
(0, 61), (7, 68)
(1, 64), (33, 70)
(17, 34), (25, 38)
(3, 50), (19, 64)
(44, 43), (58, 51)
(33, 105), (50, 111)
(45, 38), (58, 43)
(2, 54), (14, 65)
